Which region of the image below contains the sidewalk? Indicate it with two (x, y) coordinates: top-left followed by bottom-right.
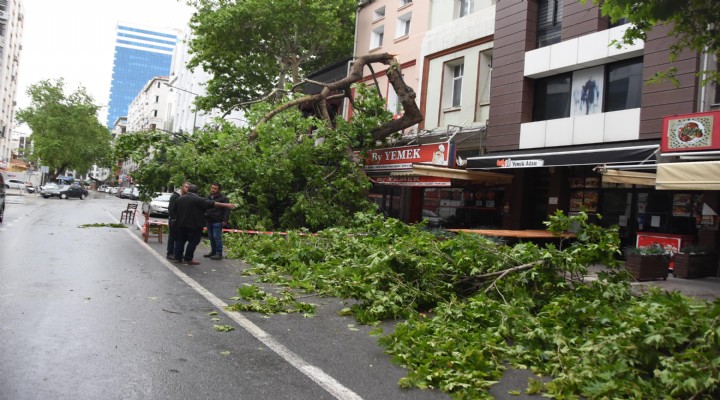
(588, 264), (720, 301)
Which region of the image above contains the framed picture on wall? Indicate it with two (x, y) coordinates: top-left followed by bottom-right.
(571, 66), (604, 117)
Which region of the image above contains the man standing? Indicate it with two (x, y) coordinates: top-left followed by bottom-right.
(166, 182), (189, 259)
(204, 182), (230, 260)
(173, 184), (237, 265)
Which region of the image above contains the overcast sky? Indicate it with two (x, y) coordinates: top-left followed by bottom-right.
(15, 0), (195, 133)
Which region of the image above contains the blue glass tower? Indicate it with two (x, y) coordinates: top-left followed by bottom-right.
(106, 24), (178, 129)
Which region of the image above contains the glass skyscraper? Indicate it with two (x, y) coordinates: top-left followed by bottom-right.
(106, 23), (178, 129)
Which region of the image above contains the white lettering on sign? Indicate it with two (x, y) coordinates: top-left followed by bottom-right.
(383, 148), (421, 161)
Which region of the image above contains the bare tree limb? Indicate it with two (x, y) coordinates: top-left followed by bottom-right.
(249, 52), (424, 144)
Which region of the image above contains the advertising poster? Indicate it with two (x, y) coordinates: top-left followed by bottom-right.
(672, 193), (692, 217)
(571, 66), (604, 117)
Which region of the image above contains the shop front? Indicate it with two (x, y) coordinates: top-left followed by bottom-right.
(365, 141), (513, 228)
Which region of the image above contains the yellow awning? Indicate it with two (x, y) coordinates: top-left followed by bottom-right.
(656, 161), (720, 190)
(394, 164), (513, 184)
(601, 169), (657, 186)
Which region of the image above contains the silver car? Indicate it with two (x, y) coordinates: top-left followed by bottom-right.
(146, 192), (173, 217)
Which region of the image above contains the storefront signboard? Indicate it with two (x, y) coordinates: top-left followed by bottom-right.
(371, 176), (452, 187)
(661, 110), (720, 153)
(495, 158), (545, 168)
(364, 142), (452, 171)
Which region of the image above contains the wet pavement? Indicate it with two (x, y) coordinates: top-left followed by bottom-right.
(2, 191), (718, 400)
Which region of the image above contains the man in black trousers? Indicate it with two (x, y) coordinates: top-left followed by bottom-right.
(173, 184), (237, 265)
(166, 182), (189, 259)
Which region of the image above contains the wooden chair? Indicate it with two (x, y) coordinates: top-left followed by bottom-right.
(142, 212), (164, 243)
(120, 203), (138, 224)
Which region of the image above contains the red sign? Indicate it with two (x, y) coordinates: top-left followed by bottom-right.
(371, 176), (452, 187)
(364, 142), (451, 171)
(661, 111), (720, 153)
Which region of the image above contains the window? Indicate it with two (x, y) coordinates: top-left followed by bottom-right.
(157, 82), (161, 88)
(387, 78), (404, 116)
(533, 73), (572, 120)
(532, 58), (643, 121)
(537, 0), (563, 48)
(396, 12), (411, 38)
(399, 0), (412, 6)
(370, 26), (384, 49)
(456, 0), (473, 18)
(452, 64), (464, 108)
(153, 110), (158, 117)
(604, 58), (643, 112)
(609, 17), (629, 28)
(373, 6), (385, 21)
(155, 95), (159, 103)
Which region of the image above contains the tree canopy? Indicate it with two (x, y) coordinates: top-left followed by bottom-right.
(16, 79), (113, 180)
(593, 0), (720, 80)
(187, 0), (356, 113)
(113, 86), (393, 230)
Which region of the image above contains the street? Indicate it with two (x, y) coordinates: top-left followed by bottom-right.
(0, 192), (451, 400)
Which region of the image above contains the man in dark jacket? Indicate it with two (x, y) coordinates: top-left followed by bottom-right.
(173, 184), (237, 265)
(166, 182), (189, 259)
(203, 182), (230, 260)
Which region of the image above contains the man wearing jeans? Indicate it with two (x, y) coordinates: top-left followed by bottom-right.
(203, 183), (230, 260)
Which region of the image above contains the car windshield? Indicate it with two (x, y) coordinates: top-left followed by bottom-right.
(153, 193), (172, 202)
(58, 185), (71, 190)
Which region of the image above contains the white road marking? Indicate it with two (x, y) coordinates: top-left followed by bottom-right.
(109, 211), (362, 400)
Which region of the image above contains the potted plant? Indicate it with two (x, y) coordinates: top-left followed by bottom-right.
(624, 245), (670, 281)
(673, 245), (718, 279)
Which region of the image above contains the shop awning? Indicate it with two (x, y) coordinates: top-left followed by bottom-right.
(600, 169), (657, 186)
(656, 161), (720, 190)
(400, 164), (513, 184)
(467, 142), (659, 170)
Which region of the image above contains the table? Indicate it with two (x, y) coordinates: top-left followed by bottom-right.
(446, 229), (575, 239)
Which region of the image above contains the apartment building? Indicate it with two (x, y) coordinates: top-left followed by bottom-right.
(354, 0), (720, 261)
(460, 0), (720, 256)
(0, 0), (23, 171)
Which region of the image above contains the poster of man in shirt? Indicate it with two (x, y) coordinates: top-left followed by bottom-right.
(571, 66), (603, 116)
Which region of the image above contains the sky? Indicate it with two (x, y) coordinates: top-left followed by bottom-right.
(15, 0), (195, 133)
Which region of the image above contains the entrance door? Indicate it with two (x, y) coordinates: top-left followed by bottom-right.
(600, 190), (634, 249)
(523, 168), (550, 229)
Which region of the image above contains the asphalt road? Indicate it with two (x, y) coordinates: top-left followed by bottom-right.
(0, 192), (454, 400)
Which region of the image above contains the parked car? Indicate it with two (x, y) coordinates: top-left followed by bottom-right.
(0, 175), (5, 223)
(108, 187), (119, 195)
(129, 187), (140, 200)
(145, 192), (173, 217)
(39, 182), (59, 192)
(119, 187), (133, 199)
(5, 179), (26, 190)
(24, 182), (36, 193)
(41, 184), (89, 199)
(98, 184), (108, 192)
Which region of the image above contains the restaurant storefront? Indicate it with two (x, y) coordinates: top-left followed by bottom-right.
(365, 141), (512, 228)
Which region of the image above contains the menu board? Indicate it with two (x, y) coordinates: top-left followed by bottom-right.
(569, 175), (599, 212)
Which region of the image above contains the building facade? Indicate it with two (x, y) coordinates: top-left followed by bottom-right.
(105, 23), (178, 129)
(126, 76), (170, 133)
(0, 0), (23, 171)
(165, 29), (245, 134)
(464, 0), (720, 253)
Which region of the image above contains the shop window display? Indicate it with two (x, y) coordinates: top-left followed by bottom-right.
(423, 187), (504, 228)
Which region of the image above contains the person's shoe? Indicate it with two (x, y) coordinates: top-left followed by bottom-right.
(173, 258), (183, 263)
(166, 254), (175, 259)
(203, 252), (215, 258)
(210, 254), (223, 260)
(184, 259), (201, 265)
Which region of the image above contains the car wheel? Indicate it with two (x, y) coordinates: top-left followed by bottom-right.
(80, 194), (86, 200)
(42, 195), (49, 199)
(60, 193), (68, 199)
